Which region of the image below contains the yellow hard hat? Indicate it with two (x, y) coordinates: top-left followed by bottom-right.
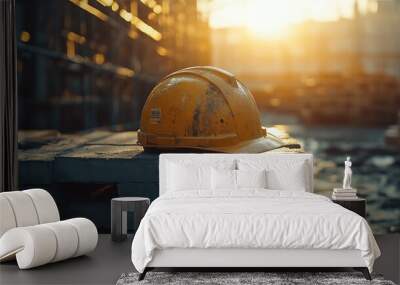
(138, 66), (300, 153)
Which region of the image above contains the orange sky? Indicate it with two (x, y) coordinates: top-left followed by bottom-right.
(208, 0), (376, 38)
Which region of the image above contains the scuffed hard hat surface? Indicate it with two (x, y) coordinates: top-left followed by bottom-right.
(141, 75), (237, 141)
(138, 66), (286, 152)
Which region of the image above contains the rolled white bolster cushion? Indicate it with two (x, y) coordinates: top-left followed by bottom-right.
(24, 189), (60, 224)
(0, 226), (57, 269)
(0, 196), (17, 237)
(1, 191), (39, 227)
(42, 221), (79, 263)
(0, 218), (98, 269)
(64, 218), (98, 257)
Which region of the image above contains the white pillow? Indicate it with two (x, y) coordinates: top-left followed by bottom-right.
(168, 163), (211, 191)
(238, 159), (310, 191)
(266, 167), (307, 191)
(236, 169), (267, 189)
(211, 168), (236, 190)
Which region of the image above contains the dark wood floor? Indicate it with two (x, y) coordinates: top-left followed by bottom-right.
(0, 234), (399, 285)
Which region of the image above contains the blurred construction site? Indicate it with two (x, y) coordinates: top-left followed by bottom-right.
(17, 0), (211, 132)
(16, 0), (400, 234)
(17, 0), (400, 131)
(212, 0), (400, 126)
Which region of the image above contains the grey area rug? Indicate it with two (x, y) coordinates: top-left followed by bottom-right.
(116, 272), (396, 285)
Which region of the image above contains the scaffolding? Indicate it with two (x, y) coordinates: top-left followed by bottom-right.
(16, 0), (211, 132)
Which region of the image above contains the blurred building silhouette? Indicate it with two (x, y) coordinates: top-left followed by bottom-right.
(212, 0), (400, 78)
(16, 0), (210, 132)
(212, 0), (400, 126)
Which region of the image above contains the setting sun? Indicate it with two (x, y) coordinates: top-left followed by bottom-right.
(245, 0), (295, 38)
(210, 0), (372, 39)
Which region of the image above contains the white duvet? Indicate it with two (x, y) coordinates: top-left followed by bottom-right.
(131, 190), (380, 273)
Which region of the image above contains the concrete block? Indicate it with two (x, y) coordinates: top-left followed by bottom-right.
(53, 156), (158, 183)
(19, 160), (53, 185)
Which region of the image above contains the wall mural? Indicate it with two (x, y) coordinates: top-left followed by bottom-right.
(16, 0), (400, 234)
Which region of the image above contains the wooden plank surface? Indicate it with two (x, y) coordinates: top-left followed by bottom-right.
(19, 131), (159, 185)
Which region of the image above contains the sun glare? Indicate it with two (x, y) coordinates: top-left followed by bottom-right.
(210, 0), (371, 39)
(245, 0), (294, 38)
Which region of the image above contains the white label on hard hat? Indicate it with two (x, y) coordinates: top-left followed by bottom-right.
(150, 108), (161, 123)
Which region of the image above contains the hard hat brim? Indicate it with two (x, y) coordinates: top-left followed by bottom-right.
(209, 133), (301, 153)
(140, 127), (302, 154)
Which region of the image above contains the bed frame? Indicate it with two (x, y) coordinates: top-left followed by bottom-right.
(140, 248), (370, 280)
(139, 154), (372, 281)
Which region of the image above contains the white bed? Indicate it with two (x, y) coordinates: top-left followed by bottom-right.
(131, 153), (380, 280)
